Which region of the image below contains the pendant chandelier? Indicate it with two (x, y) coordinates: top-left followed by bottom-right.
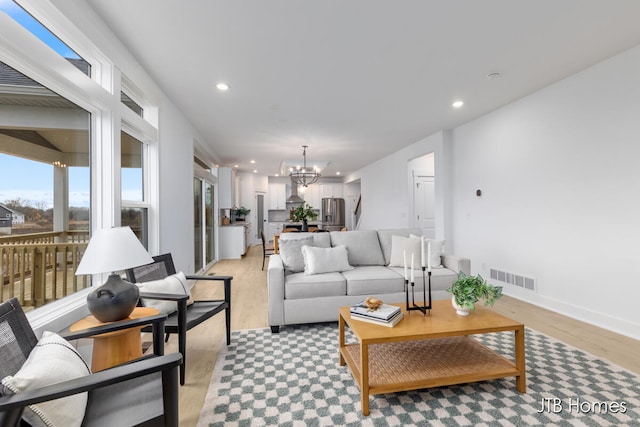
(290, 145), (321, 187)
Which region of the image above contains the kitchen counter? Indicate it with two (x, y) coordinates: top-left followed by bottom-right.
(219, 222), (250, 259)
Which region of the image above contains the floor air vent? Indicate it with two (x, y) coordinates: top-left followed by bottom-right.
(489, 268), (536, 291)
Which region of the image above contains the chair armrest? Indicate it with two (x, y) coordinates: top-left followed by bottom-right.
(185, 275), (232, 304)
(0, 353), (182, 411)
(60, 313), (167, 341)
(61, 313), (167, 357)
(185, 275), (233, 282)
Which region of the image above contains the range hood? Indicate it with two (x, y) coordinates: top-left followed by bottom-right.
(286, 177), (304, 203)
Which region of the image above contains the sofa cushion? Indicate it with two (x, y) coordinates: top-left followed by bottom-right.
(411, 234), (445, 268)
(387, 266), (458, 292)
(279, 235), (314, 273)
(279, 232), (331, 248)
(388, 235), (422, 268)
(302, 245), (353, 275)
(329, 230), (385, 266)
(341, 266), (405, 295)
(377, 229), (422, 265)
(284, 272), (347, 299)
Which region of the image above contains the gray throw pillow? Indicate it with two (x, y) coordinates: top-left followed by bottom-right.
(279, 236), (314, 273)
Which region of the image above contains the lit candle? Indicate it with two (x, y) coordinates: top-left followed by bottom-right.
(410, 253), (415, 283)
(421, 237), (426, 268)
(403, 250), (408, 280)
(427, 241), (432, 272)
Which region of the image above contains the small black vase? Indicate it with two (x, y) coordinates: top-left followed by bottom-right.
(301, 219), (308, 232)
(87, 274), (139, 322)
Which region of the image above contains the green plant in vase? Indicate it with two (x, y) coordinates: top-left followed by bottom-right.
(291, 203), (317, 231)
(233, 206), (251, 221)
(446, 271), (503, 315)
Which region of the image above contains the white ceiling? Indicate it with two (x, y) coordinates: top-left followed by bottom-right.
(86, 0), (640, 177)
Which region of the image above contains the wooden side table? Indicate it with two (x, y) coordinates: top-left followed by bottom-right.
(70, 306), (160, 372)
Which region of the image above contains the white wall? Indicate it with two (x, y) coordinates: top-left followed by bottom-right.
(449, 45), (640, 339)
(348, 131), (450, 242)
(156, 102), (196, 272)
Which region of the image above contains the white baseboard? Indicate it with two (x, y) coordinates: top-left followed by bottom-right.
(503, 287), (640, 341)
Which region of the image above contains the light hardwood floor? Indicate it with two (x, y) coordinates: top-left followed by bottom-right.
(171, 245), (640, 426)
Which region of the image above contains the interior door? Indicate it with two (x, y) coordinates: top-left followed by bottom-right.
(414, 176), (435, 238)
(256, 192), (266, 242)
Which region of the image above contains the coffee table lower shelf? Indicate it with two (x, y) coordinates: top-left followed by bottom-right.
(340, 336), (520, 406)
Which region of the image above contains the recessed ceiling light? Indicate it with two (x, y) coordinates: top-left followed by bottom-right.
(253, 170), (258, 173)
(250, 160), (256, 164)
(452, 100), (464, 108)
(216, 83), (229, 91)
(336, 172), (341, 175)
(275, 174), (280, 177)
(234, 164), (239, 168)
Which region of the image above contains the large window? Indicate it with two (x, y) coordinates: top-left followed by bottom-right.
(121, 131), (148, 247)
(0, 60), (91, 307)
(0, 0), (90, 75)
(0, 1), (159, 325)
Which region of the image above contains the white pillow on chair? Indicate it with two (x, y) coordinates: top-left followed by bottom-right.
(0, 331), (91, 427)
(136, 271), (193, 315)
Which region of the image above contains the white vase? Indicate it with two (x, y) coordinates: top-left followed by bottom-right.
(451, 296), (470, 316)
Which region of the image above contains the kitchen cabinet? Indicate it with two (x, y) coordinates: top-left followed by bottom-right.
(268, 184), (287, 209)
(320, 183), (343, 199)
(219, 223), (249, 259)
(302, 184), (321, 208)
(219, 167), (237, 208)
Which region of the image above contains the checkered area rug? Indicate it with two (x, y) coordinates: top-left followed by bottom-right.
(197, 323), (640, 426)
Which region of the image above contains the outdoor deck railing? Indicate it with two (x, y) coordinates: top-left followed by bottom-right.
(0, 231), (90, 308)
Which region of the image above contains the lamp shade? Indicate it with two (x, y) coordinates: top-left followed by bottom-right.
(76, 226), (154, 275)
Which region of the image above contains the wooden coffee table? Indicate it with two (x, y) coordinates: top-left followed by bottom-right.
(338, 300), (526, 415)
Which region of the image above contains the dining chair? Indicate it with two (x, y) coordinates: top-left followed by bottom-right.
(260, 229), (275, 270)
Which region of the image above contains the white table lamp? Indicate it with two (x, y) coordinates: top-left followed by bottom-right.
(76, 226), (154, 322)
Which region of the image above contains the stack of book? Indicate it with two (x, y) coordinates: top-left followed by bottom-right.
(349, 302), (404, 327)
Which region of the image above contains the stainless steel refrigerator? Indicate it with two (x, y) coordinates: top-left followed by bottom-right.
(321, 198), (345, 231)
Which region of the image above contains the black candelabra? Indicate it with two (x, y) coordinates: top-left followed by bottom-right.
(405, 267), (432, 316)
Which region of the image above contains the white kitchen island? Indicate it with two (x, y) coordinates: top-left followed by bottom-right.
(219, 222), (250, 259)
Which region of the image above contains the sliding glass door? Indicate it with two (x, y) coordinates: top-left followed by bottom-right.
(194, 178), (216, 271)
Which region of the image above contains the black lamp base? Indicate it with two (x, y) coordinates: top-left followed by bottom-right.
(87, 273), (139, 322)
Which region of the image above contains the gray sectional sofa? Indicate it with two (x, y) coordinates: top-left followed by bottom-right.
(267, 228), (470, 332)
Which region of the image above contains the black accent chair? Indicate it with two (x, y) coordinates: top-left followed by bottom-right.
(261, 229), (275, 270)
(0, 298), (182, 427)
(126, 253), (232, 385)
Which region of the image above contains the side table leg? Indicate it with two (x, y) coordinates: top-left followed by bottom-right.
(515, 327), (526, 393)
(360, 342), (369, 416)
(339, 314), (345, 366)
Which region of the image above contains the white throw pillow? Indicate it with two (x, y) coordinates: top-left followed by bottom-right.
(388, 235), (422, 267)
(279, 236), (314, 273)
(410, 234), (445, 268)
(301, 245), (353, 275)
(1, 331), (91, 427)
(136, 271), (193, 315)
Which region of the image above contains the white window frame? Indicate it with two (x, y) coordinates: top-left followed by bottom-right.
(0, 5), (159, 333)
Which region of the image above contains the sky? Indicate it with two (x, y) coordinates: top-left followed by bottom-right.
(0, 0), (80, 59)
(0, 1), (141, 209)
